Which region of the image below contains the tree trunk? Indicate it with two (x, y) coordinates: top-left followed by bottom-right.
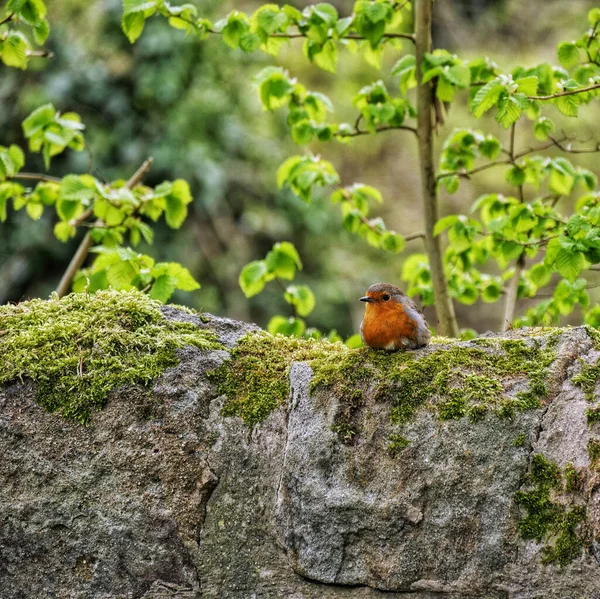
(414, 0), (459, 337)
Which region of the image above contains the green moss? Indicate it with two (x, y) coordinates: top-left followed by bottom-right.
(387, 433), (410, 456)
(512, 432), (527, 447)
(588, 438), (600, 468)
(211, 329), (560, 429)
(563, 463), (582, 494)
(515, 454), (587, 566)
(0, 290), (220, 423)
(573, 359), (600, 402)
(586, 406), (600, 424)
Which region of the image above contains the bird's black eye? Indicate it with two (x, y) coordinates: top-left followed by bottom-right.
(382, 293), (391, 302)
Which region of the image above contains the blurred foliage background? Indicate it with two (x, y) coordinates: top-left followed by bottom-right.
(1, 0), (599, 336)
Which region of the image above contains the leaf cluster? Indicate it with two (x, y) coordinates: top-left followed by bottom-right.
(0, 0), (49, 69)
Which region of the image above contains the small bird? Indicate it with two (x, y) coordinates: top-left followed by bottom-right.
(359, 283), (431, 350)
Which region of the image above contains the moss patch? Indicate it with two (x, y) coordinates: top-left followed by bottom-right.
(210, 329), (560, 429)
(0, 290), (220, 423)
(515, 454), (587, 566)
(387, 434), (410, 456)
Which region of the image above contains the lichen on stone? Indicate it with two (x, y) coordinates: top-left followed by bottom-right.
(514, 454), (588, 566)
(0, 290), (220, 424)
(211, 329), (560, 429)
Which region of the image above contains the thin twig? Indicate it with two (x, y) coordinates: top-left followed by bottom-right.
(437, 160), (511, 181)
(547, 135), (600, 154)
(206, 27), (415, 43)
(26, 49), (54, 58)
(502, 253), (525, 331)
(405, 231), (425, 241)
(337, 124), (418, 138)
(0, 13), (14, 26)
(528, 82), (600, 100)
(12, 172), (62, 184)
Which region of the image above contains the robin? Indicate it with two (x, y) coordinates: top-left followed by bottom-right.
(359, 283), (431, 350)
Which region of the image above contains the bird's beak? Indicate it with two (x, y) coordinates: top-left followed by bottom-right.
(359, 296), (375, 303)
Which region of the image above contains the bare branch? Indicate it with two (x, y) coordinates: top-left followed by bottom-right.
(12, 172), (62, 184)
(437, 160), (511, 181)
(502, 254), (525, 331)
(125, 157), (154, 188)
(0, 13), (14, 26)
(404, 231), (425, 241)
(547, 135), (600, 154)
(26, 49), (53, 58)
(337, 124), (418, 139)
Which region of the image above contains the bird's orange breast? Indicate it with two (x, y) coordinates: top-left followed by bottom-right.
(361, 301), (417, 349)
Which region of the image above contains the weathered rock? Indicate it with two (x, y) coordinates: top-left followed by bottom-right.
(1, 301), (600, 599)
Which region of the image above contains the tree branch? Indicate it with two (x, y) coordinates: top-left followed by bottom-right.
(0, 12), (14, 26)
(528, 82), (600, 100)
(26, 49), (53, 58)
(415, 0), (458, 337)
(206, 27), (415, 43)
(55, 157), (154, 298)
(12, 172), (62, 184)
(436, 133), (600, 182)
(502, 253), (525, 331)
(547, 135), (600, 154)
(405, 231), (425, 241)
(336, 123), (418, 139)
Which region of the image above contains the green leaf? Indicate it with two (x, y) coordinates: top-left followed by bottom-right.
(284, 284), (316, 317)
(291, 121), (314, 145)
(529, 263), (552, 288)
(222, 17), (249, 49)
(313, 3), (338, 25)
(266, 241), (302, 279)
(277, 156), (302, 188)
(515, 76), (539, 96)
(495, 95), (525, 129)
(53, 221), (76, 242)
(506, 166), (526, 186)
(149, 274), (177, 303)
(533, 117), (555, 140)
(106, 260), (137, 290)
(557, 42), (580, 68)
(589, 8), (600, 26)
(22, 104), (55, 137)
(470, 78), (504, 118)
(25, 201), (43, 220)
(267, 315), (306, 337)
(239, 32), (261, 53)
(1, 31), (29, 69)
(482, 280), (502, 302)
(434, 214), (460, 236)
(313, 39), (338, 73)
(380, 232), (405, 253)
(239, 260), (268, 297)
(555, 94), (579, 117)
(123, 0), (157, 14)
(60, 175), (96, 202)
(479, 137), (501, 159)
(256, 67), (293, 110)
(445, 64), (471, 88)
(555, 248), (585, 282)
(121, 12), (146, 43)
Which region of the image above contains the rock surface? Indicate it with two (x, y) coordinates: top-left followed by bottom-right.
(1, 305), (600, 599)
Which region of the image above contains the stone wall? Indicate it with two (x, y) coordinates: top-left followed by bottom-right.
(1, 298), (600, 598)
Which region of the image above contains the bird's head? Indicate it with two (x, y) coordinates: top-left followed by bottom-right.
(359, 283), (405, 311)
